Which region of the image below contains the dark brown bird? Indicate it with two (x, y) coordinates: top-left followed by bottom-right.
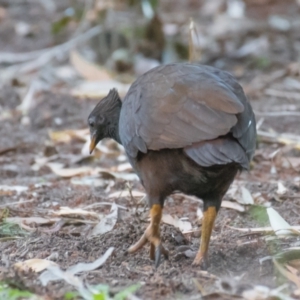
(88, 63), (256, 268)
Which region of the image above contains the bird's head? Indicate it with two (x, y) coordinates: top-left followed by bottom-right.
(88, 88), (122, 154)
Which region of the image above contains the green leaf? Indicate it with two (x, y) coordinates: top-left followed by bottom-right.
(64, 291), (79, 300)
(114, 284), (141, 300)
(91, 285), (110, 300)
(51, 16), (71, 35)
(0, 282), (34, 300)
(249, 205), (269, 226)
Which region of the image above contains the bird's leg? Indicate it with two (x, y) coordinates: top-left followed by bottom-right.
(193, 205), (218, 269)
(128, 204), (169, 267)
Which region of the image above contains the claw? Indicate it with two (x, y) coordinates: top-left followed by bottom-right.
(128, 204), (169, 268)
(150, 243), (155, 260)
(155, 245), (161, 268)
(192, 253), (209, 270)
(155, 244), (169, 268)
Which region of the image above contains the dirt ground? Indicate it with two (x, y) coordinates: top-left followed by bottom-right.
(1, 1), (300, 300)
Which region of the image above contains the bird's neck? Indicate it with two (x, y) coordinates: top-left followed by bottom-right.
(109, 118), (122, 145)
(107, 105), (123, 145)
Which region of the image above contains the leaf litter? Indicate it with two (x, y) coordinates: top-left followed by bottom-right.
(1, 1), (300, 299)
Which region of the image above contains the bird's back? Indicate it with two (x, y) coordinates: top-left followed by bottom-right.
(119, 63), (256, 169)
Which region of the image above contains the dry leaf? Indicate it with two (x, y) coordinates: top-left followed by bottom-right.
(0, 185), (28, 194)
(47, 163), (93, 178)
(286, 157), (300, 169)
(39, 247), (114, 286)
(116, 162), (132, 172)
(47, 163), (138, 181)
(70, 50), (112, 81)
(277, 182), (287, 195)
(108, 190), (145, 199)
(71, 176), (106, 187)
(162, 214), (192, 234)
(222, 200), (245, 212)
(240, 187), (254, 205)
(89, 203), (118, 237)
(273, 248), (300, 289)
(267, 207), (295, 236)
(197, 207), (203, 220)
(98, 170), (138, 181)
(53, 207), (99, 220)
(226, 186), (254, 206)
(229, 225), (300, 233)
(7, 216), (58, 225)
(49, 129), (89, 143)
(72, 80), (130, 98)
(15, 259), (58, 272)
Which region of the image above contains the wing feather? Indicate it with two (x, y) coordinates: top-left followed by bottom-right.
(119, 63), (256, 167)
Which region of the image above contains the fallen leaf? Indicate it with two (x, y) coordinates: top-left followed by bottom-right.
(229, 225), (300, 234)
(286, 157), (300, 169)
(162, 214), (192, 234)
(49, 129), (89, 143)
(70, 50), (112, 81)
(89, 203), (118, 237)
(39, 247), (114, 285)
(240, 187), (254, 205)
(53, 207), (99, 220)
(39, 219), (67, 233)
(47, 163), (138, 181)
(15, 259), (58, 272)
(7, 216), (58, 225)
(116, 162), (132, 172)
(98, 170), (138, 181)
(226, 186), (254, 206)
(7, 217), (59, 232)
(72, 80), (130, 98)
(47, 163), (93, 177)
(0, 185), (28, 194)
(273, 248), (300, 289)
(267, 207), (297, 236)
(71, 176), (106, 187)
(222, 200), (245, 212)
(108, 190), (145, 199)
(277, 182), (287, 195)
(197, 207), (203, 220)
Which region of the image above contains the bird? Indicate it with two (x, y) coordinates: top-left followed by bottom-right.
(88, 63), (256, 269)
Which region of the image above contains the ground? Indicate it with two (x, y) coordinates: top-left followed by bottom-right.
(0, 1), (300, 300)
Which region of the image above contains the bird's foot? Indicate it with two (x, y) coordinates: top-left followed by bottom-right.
(128, 204), (169, 268)
(192, 251), (209, 270)
(128, 224), (169, 268)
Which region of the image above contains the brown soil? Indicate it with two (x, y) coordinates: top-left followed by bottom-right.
(1, 1), (300, 300)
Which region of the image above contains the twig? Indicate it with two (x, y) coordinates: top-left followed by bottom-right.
(255, 111), (300, 117)
(72, 0), (95, 37)
(0, 200), (34, 208)
(265, 89), (300, 101)
(189, 18), (199, 62)
(258, 130), (300, 149)
(17, 79), (49, 113)
(0, 1), (95, 65)
(0, 25), (102, 82)
(38, 0), (56, 12)
(83, 202), (127, 210)
(0, 146), (17, 155)
(0, 49), (51, 64)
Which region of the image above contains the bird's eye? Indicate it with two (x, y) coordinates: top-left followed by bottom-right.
(88, 117), (95, 128)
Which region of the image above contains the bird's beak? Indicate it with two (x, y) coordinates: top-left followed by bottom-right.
(89, 135), (97, 154)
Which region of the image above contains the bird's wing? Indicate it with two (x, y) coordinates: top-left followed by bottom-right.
(119, 64), (250, 160)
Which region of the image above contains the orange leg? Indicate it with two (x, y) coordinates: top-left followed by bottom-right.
(128, 204), (169, 267)
(192, 206), (217, 269)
